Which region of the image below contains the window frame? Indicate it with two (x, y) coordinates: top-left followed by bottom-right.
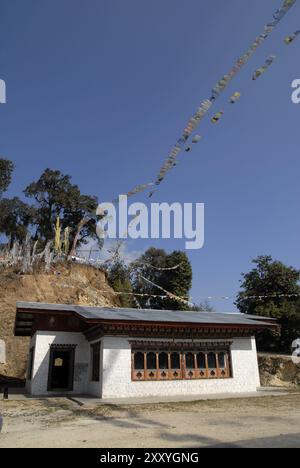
(91, 341), (101, 382)
(131, 347), (232, 382)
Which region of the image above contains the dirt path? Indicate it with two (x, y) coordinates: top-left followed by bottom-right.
(1, 394), (300, 448)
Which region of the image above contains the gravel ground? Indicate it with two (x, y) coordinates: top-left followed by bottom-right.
(1, 394), (300, 448)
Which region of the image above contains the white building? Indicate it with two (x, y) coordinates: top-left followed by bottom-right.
(15, 302), (275, 399)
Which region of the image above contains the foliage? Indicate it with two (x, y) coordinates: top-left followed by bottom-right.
(130, 247), (193, 310)
(107, 261), (135, 308)
(0, 197), (36, 245)
(23, 169), (98, 245)
(236, 256), (300, 352)
(0, 159), (14, 198)
(0, 163), (99, 252)
(189, 301), (215, 312)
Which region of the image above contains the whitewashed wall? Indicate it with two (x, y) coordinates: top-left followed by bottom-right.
(27, 332), (92, 396)
(26, 332), (260, 398)
(101, 336), (261, 399)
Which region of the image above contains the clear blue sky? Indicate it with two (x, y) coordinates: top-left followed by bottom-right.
(1, 0), (300, 311)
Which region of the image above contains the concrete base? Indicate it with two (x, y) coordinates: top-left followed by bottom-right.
(74, 388), (292, 407)
(3, 387), (294, 405)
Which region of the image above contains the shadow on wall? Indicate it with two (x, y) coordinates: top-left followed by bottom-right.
(29, 344), (51, 395)
(30, 336), (72, 395)
(232, 338), (253, 352)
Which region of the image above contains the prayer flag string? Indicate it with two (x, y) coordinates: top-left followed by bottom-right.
(150, 0), (297, 193)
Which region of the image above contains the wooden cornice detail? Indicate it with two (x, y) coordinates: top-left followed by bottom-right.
(84, 322), (257, 341)
(129, 340), (233, 351)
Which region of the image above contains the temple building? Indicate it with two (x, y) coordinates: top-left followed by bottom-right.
(14, 302), (276, 398)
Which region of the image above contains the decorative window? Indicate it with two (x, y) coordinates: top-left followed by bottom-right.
(134, 352), (144, 369)
(171, 352), (180, 370)
(131, 345), (232, 381)
(147, 352), (156, 370)
(170, 352), (182, 379)
(159, 352), (168, 369)
(185, 352), (195, 369)
(146, 352), (157, 380)
(207, 352), (217, 369)
(218, 352), (226, 369)
(197, 352), (206, 369)
(91, 342), (100, 382)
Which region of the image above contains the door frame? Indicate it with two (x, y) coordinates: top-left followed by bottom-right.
(47, 344), (76, 392)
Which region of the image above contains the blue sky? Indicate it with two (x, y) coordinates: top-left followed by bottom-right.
(1, 0), (300, 311)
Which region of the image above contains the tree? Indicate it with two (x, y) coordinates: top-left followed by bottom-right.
(130, 248), (193, 310)
(236, 256), (300, 352)
(24, 169), (98, 246)
(107, 261), (135, 308)
(0, 160), (35, 246)
(189, 301), (215, 312)
(0, 197), (36, 245)
(0, 159), (14, 199)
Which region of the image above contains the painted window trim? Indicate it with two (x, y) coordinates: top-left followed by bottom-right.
(131, 349), (232, 381)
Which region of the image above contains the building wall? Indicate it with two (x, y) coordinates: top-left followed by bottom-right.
(26, 332), (261, 398)
(26, 331), (98, 396)
(101, 336), (261, 399)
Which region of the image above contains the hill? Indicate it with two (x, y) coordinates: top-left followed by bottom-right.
(0, 262), (119, 379)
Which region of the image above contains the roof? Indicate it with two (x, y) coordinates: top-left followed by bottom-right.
(16, 301), (276, 330)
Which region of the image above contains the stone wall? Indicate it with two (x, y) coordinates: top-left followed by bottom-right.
(258, 353), (300, 387)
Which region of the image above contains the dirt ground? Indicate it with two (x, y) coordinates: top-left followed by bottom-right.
(1, 393), (300, 448)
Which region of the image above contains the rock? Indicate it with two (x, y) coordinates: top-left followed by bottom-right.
(258, 354), (300, 388)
